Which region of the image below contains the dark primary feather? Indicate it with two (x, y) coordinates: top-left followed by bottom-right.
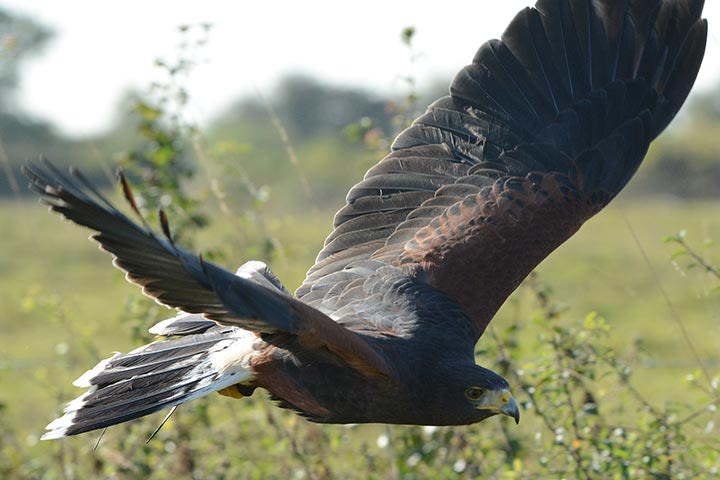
(298, 0), (707, 340)
(23, 160), (393, 378)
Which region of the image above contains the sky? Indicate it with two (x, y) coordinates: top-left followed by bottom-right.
(5, 0), (720, 138)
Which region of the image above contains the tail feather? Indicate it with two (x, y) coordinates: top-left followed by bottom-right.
(42, 327), (257, 440)
(148, 313), (217, 336)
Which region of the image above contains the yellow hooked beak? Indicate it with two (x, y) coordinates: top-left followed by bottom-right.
(477, 389), (520, 424)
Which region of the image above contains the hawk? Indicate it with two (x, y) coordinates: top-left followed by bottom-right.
(26, 0), (707, 439)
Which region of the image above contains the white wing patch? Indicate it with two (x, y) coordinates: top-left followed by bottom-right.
(209, 328), (257, 374)
(42, 328), (259, 440)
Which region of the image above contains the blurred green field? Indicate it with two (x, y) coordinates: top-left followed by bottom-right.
(1, 192), (718, 477)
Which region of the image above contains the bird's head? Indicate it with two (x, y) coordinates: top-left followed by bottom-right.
(430, 363), (520, 425)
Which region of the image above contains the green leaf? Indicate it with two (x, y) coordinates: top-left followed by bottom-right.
(401, 26), (416, 46)
(670, 249), (688, 260)
(663, 230), (687, 243)
(136, 102), (162, 121)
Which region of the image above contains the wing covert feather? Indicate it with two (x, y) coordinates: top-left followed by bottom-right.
(298, 0), (706, 340)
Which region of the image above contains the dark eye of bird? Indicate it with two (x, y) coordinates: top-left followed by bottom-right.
(465, 387), (485, 401)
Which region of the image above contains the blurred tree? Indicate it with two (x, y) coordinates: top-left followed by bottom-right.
(0, 7), (53, 113)
(629, 80), (720, 199)
(205, 74), (399, 209)
(0, 8), (67, 195)
(688, 80), (720, 122)
(272, 74), (390, 139)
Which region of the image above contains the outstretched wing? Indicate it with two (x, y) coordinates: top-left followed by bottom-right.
(298, 0), (707, 340)
(23, 160), (392, 377)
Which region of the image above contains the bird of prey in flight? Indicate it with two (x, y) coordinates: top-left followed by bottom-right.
(26, 0), (707, 440)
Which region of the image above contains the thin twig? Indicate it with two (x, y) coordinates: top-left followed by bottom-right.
(623, 215), (713, 386)
(0, 136), (20, 196)
(146, 405), (178, 444)
(550, 338), (593, 480)
(93, 428), (107, 452)
(676, 401), (718, 426)
(600, 356), (660, 417)
(261, 402), (319, 480)
(255, 87), (312, 200)
(676, 237), (720, 279)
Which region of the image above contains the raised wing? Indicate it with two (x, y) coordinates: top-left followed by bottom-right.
(24, 160), (392, 378)
(298, 0), (707, 339)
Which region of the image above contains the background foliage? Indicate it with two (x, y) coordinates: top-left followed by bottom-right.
(1, 12), (719, 480)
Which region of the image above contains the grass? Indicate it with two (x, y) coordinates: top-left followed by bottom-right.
(1, 193), (718, 477)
